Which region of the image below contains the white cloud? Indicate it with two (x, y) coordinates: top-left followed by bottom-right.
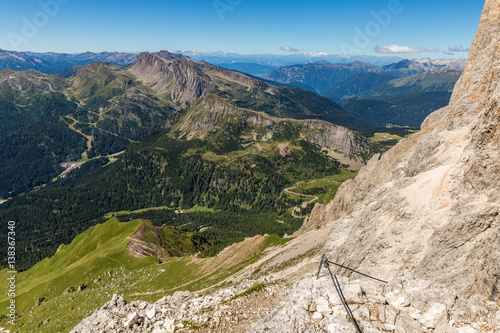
(375, 44), (444, 53)
(281, 46), (299, 52)
(448, 45), (470, 52)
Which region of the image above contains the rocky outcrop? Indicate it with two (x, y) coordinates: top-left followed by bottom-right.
(70, 280), (284, 333)
(298, 119), (372, 156)
(126, 221), (210, 263)
(172, 96), (377, 157)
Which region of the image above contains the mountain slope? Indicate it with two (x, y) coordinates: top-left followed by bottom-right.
(25, 51), (138, 71)
(266, 61), (378, 94)
(219, 62), (278, 77)
(0, 120), (378, 269)
(327, 70), (461, 127)
(383, 57), (466, 74)
(0, 51), (372, 198)
(0, 49), (52, 72)
(0, 68), (72, 136)
(129, 51), (358, 125)
(0, 217), (289, 332)
(343, 91), (453, 127)
(327, 70), (460, 101)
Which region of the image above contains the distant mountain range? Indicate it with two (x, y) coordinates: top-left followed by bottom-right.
(0, 48), (466, 129)
(0, 49), (138, 73)
(0, 49), (403, 75)
(1, 48), (456, 77)
(264, 59), (464, 128)
(173, 50), (404, 67)
(266, 58), (466, 95)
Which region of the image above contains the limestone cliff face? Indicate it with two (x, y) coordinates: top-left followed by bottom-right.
(248, 2), (500, 332)
(305, 0), (500, 301)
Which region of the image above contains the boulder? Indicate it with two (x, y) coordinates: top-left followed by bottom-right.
(319, 316), (356, 333)
(146, 307), (157, 319)
(123, 312), (142, 328)
(418, 303), (448, 328)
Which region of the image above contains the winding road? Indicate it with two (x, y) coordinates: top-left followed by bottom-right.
(283, 180), (319, 218)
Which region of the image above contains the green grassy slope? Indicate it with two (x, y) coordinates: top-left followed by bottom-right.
(0, 218), (289, 333)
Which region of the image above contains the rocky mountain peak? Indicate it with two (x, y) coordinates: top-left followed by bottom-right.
(134, 50), (201, 70)
(133, 52), (171, 72)
(155, 50), (191, 63)
(130, 51), (213, 103)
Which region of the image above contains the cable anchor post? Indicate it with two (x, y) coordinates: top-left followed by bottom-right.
(316, 254), (326, 279)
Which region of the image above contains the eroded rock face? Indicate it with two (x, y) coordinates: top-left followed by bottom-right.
(130, 52), (214, 104)
(299, 0), (500, 301)
(173, 96), (374, 157)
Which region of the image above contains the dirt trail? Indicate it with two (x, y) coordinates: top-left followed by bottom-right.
(227, 223), (334, 285)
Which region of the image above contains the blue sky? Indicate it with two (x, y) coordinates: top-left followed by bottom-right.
(0, 0), (484, 58)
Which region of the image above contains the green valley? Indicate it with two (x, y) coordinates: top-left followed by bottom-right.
(0, 127), (374, 270)
(0, 51), (370, 198)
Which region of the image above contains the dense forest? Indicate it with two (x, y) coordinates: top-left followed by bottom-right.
(0, 130), (342, 270)
(0, 117), (87, 198)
